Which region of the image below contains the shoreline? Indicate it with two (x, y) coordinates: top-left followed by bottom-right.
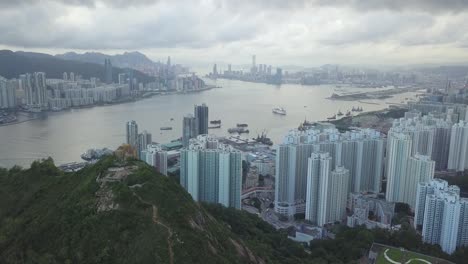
(0, 86), (218, 127)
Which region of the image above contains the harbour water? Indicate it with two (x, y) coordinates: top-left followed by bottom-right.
(0, 79), (419, 168)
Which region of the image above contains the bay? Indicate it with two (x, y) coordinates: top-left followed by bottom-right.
(0, 79), (418, 168)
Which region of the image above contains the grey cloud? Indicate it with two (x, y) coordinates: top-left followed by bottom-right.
(312, 0), (468, 14)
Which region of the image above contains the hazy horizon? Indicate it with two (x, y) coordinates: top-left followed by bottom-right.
(1, 1), (468, 67)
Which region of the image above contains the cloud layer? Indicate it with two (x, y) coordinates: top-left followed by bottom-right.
(1, 0), (468, 66)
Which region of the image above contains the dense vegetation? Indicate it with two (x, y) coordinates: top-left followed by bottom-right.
(0, 157), (264, 263)
(0, 50), (154, 83)
(0, 157), (465, 263)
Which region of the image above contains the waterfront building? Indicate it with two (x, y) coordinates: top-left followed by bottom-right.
(448, 121), (468, 171)
(182, 114), (198, 147)
(137, 130), (152, 158)
(0, 77), (17, 109)
(194, 103), (209, 135)
(126, 120), (139, 150)
(415, 179), (468, 254)
(21, 72), (47, 108)
(180, 135), (242, 209)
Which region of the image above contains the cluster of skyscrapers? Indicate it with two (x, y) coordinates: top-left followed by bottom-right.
(182, 103), (208, 147)
(385, 114), (468, 209)
(125, 120), (167, 175)
(275, 125), (385, 224)
(415, 179), (468, 254)
(180, 135), (242, 209)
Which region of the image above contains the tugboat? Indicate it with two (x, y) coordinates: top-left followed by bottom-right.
(327, 114), (336, 120)
(272, 107), (287, 115)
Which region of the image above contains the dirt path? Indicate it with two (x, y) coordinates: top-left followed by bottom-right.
(132, 190), (174, 264)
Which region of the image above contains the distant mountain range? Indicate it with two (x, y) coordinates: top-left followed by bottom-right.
(0, 50), (155, 83)
(56, 51), (159, 70)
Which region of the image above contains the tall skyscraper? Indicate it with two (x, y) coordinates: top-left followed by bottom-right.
(0, 77), (17, 109)
(194, 103), (208, 135)
(63, 72), (68, 81)
(305, 152), (331, 226)
(448, 121), (468, 171)
(69, 72), (75, 82)
(405, 154), (435, 208)
(104, 59), (113, 84)
(180, 135), (241, 209)
(118, 73), (126, 85)
(22, 72), (47, 108)
(415, 179), (468, 254)
(137, 130), (152, 159)
(385, 132), (412, 204)
(327, 166), (350, 224)
(212, 64), (218, 77)
(182, 114), (198, 147)
(126, 120), (139, 151)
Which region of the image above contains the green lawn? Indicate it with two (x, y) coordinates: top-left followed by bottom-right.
(376, 247), (434, 264)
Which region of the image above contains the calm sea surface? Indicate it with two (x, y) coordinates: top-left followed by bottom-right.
(0, 79), (419, 168)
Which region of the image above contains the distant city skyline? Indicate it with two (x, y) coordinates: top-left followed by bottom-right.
(1, 1), (468, 66)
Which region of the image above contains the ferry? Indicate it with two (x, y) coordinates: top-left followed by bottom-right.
(272, 107), (287, 115)
(210, 120), (221, 124)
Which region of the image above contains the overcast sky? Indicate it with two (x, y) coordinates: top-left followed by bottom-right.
(1, 0), (468, 67)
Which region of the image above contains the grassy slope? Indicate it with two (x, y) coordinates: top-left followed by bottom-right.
(0, 157), (260, 264)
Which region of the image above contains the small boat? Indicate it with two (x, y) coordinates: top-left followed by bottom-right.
(160, 127), (173, 130)
(209, 124), (221, 129)
(237, 123), (248, 127)
(170, 118), (174, 121)
(346, 111), (352, 117)
(327, 115), (336, 120)
(210, 120), (221, 124)
(337, 110), (343, 116)
(356, 107), (363, 112)
(228, 127), (249, 134)
(352, 107), (357, 112)
(272, 107), (287, 115)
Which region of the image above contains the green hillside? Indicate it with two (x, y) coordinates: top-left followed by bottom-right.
(0, 156), (464, 264)
(0, 157), (268, 263)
